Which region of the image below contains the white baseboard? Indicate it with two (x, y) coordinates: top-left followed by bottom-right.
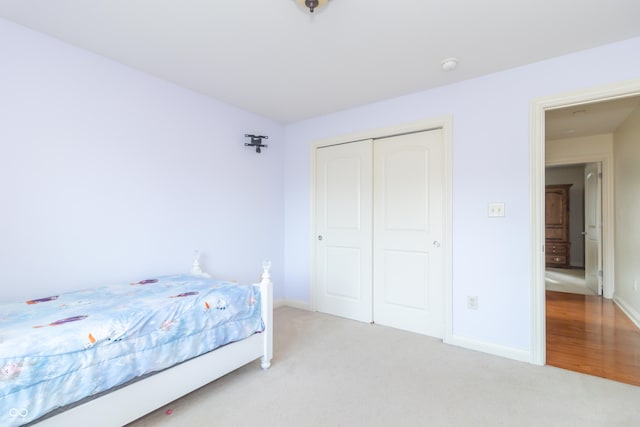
(274, 299), (311, 311)
(613, 296), (640, 330)
(447, 335), (532, 364)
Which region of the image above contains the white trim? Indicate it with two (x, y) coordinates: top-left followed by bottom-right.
(529, 78), (640, 366)
(613, 296), (640, 331)
(310, 117), (450, 149)
(447, 335), (531, 363)
(309, 116), (453, 343)
(530, 97), (546, 366)
(275, 299), (312, 311)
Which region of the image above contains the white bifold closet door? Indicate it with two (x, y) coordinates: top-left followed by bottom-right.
(314, 129), (444, 337)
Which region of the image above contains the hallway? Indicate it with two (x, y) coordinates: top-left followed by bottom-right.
(545, 268), (595, 296)
(546, 290), (640, 386)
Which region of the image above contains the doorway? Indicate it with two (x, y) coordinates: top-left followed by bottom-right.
(531, 80), (640, 384)
(544, 162), (601, 296)
(543, 99), (640, 384)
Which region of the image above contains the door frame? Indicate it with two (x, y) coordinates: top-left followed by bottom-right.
(530, 79), (640, 365)
(309, 116), (453, 343)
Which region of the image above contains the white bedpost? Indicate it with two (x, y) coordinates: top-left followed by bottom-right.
(190, 250), (211, 278)
(260, 260), (273, 370)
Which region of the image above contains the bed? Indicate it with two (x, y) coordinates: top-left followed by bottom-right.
(0, 260), (273, 427)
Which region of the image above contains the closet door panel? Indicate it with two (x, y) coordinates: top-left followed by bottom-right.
(382, 250), (428, 310)
(314, 140), (373, 322)
(373, 129), (444, 338)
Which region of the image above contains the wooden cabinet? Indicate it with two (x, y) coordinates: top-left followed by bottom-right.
(545, 184), (571, 268)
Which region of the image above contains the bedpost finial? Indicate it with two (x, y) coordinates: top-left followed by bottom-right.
(191, 250), (211, 278)
(261, 259), (271, 281)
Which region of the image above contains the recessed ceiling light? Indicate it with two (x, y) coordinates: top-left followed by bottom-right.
(440, 58), (458, 72)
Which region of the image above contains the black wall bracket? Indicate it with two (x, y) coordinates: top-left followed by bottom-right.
(244, 134), (268, 153)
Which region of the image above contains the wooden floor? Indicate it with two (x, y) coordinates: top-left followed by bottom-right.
(546, 290), (640, 386)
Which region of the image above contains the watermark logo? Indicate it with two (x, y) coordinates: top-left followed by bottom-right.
(9, 408), (28, 418)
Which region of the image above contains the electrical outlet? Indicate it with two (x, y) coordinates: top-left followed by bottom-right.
(634, 279), (638, 292)
(488, 203), (505, 217)
(467, 296), (478, 310)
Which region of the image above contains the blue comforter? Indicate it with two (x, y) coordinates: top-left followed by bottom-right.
(0, 274), (263, 426)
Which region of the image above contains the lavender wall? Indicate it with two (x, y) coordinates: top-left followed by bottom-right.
(283, 37), (640, 355)
(0, 18), (284, 302)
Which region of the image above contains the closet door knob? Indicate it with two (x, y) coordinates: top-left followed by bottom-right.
(433, 241), (440, 248)
(318, 235), (323, 241)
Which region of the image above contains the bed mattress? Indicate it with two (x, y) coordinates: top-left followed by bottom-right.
(0, 275), (263, 426)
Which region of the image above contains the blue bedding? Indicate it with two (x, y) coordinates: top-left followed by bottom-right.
(0, 274), (263, 426)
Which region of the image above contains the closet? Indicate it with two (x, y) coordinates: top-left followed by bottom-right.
(545, 184), (571, 268)
(314, 129), (445, 337)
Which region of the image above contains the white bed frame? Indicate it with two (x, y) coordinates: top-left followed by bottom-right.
(34, 263), (273, 427)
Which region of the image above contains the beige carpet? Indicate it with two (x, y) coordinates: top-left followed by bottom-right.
(128, 307), (640, 427)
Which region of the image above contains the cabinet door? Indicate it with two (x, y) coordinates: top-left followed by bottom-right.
(545, 184), (571, 267)
(545, 189), (568, 241)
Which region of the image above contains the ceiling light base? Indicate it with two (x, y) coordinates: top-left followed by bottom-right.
(296, 0), (329, 13)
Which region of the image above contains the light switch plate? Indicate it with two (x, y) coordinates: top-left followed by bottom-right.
(488, 203), (505, 217)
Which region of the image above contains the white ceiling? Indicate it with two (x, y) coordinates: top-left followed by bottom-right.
(546, 96), (640, 140)
(1, 0), (640, 124)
